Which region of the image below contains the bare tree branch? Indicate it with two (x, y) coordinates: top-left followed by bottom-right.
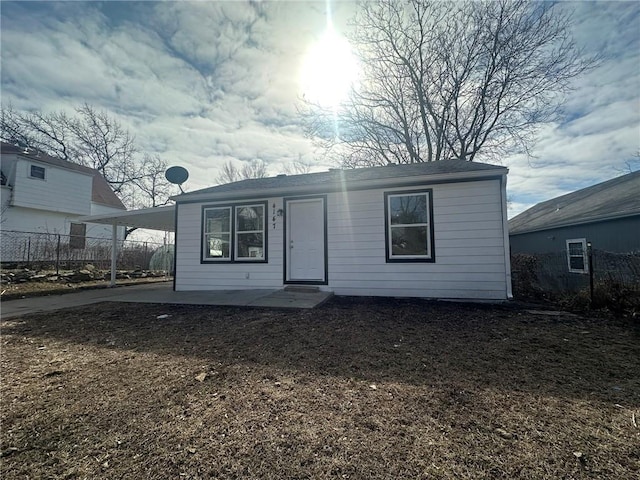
(301, 0), (597, 167)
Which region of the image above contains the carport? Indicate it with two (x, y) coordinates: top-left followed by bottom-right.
(79, 205), (175, 287)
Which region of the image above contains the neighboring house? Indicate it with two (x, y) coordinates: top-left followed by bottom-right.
(0, 142), (126, 241)
(509, 171), (640, 273)
(172, 160), (512, 300)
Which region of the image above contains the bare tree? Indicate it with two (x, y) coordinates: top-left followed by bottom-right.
(282, 156), (313, 175)
(1, 104), (176, 208)
(302, 0), (596, 167)
(215, 159), (268, 184)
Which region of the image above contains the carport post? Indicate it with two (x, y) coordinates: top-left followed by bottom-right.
(110, 221), (118, 287)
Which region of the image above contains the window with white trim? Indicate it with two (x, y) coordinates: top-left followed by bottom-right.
(30, 165), (46, 180)
(566, 238), (588, 274)
(385, 190), (435, 262)
(202, 203), (266, 262)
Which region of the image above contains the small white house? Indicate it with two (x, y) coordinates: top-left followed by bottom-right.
(173, 160), (512, 300)
(0, 142), (126, 239)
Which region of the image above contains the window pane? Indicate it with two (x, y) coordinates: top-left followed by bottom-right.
(569, 256), (585, 270)
(391, 226), (428, 256)
(237, 233), (264, 259)
(568, 242), (583, 256)
(390, 195), (428, 225)
(237, 206), (264, 232)
(205, 234), (230, 258)
(205, 209), (230, 233)
(30, 165), (45, 179)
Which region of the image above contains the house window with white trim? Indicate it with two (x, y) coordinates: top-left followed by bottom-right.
(30, 165), (46, 180)
(566, 238), (588, 274)
(384, 189), (435, 262)
(202, 202), (267, 262)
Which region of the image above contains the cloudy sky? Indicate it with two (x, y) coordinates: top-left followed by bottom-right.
(1, 1), (639, 218)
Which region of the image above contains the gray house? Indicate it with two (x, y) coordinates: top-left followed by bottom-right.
(509, 171), (640, 274)
(172, 160), (512, 300)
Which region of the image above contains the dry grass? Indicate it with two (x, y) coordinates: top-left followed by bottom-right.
(1, 297), (638, 479)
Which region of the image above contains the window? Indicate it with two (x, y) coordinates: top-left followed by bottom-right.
(566, 238), (588, 274)
(235, 205), (265, 260)
(202, 203), (266, 262)
(30, 165), (46, 180)
(203, 207), (232, 259)
(384, 190), (435, 262)
(69, 223), (87, 249)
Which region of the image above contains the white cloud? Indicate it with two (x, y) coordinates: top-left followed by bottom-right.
(1, 1), (638, 214)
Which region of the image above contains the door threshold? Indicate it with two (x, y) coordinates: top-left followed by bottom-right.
(284, 285), (321, 293)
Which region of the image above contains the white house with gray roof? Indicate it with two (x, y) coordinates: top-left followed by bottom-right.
(0, 142), (126, 240)
(172, 160), (512, 300)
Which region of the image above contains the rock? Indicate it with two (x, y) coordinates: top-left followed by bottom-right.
(495, 428), (513, 439)
(195, 373), (207, 382)
(84, 264), (96, 271)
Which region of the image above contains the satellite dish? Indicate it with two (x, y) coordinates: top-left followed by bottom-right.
(165, 166), (189, 193)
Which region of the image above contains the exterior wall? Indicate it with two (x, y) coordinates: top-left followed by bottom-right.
(88, 202), (127, 240)
(175, 197), (286, 290)
(0, 153), (124, 240)
(175, 178), (509, 300)
(510, 216), (640, 254)
(11, 157), (93, 215)
(1, 204), (124, 240)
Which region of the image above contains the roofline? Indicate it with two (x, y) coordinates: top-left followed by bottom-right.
(9, 151), (96, 178)
(90, 200), (128, 210)
(509, 211), (640, 235)
(173, 168), (508, 204)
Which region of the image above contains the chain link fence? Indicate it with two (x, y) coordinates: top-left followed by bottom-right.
(0, 229), (173, 273)
(512, 248), (640, 310)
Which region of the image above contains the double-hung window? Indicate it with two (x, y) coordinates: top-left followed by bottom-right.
(203, 207), (232, 260)
(566, 238), (588, 274)
(384, 189), (435, 262)
(202, 203), (266, 262)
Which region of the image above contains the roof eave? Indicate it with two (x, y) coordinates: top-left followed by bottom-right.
(172, 168), (507, 203)
(509, 211), (640, 236)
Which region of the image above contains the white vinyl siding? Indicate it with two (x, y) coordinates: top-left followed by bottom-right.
(325, 180), (507, 299)
(12, 159), (92, 215)
(176, 199), (283, 290)
(174, 178), (509, 300)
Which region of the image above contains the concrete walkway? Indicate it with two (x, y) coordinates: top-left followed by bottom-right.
(0, 283), (334, 319)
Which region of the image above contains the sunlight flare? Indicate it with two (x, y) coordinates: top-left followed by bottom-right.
(300, 27), (359, 109)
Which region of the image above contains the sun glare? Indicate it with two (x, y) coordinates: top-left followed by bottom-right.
(300, 28), (359, 109)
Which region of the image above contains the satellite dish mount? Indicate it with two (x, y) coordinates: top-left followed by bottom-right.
(165, 166), (189, 194)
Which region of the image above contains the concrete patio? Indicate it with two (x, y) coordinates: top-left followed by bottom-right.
(0, 282), (334, 319)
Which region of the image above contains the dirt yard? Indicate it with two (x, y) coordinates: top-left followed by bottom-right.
(1, 298), (638, 479)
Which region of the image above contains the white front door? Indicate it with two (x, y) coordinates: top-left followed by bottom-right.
(286, 198), (326, 283)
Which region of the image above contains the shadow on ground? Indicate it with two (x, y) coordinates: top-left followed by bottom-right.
(3, 296), (638, 404)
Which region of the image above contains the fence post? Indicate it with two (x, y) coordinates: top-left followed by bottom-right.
(27, 237), (31, 267)
(587, 241), (594, 308)
(56, 234), (61, 275)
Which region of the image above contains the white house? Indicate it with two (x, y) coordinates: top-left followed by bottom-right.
(0, 142), (126, 241)
(172, 160), (512, 300)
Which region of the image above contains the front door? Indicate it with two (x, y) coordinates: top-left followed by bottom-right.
(285, 197), (326, 283)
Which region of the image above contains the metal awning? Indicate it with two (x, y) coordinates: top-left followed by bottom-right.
(79, 205), (176, 231)
(79, 205), (176, 287)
